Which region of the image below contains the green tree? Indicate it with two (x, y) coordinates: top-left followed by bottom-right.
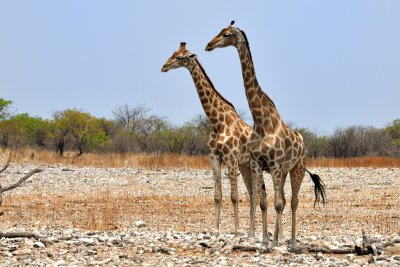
(5, 113), (49, 147)
(0, 98), (13, 147)
(50, 109), (108, 156)
(385, 119), (400, 156)
(180, 114), (211, 155)
(0, 98), (13, 120)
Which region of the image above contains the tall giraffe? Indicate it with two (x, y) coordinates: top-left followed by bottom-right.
(161, 42), (256, 236)
(206, 21), (326, 251)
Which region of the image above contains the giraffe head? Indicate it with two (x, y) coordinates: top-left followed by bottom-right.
(161, 42), (197, 72)
(205, 21), (244, 52)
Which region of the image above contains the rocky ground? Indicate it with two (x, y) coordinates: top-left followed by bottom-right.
(0, 162), (399, 266)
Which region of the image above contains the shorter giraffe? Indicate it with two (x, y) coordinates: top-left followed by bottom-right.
(161, 42), (256, 236)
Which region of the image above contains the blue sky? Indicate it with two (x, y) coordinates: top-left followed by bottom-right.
(1, 1), (399, 134)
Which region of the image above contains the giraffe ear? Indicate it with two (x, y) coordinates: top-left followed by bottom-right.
(188, 53), (197, 59)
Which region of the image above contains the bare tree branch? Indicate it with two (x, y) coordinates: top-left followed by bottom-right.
(0, 152), (11, 175)
(1, 168), (43, 192)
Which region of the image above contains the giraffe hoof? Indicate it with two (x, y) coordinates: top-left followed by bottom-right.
(271, 240), (279, 248)
(234, 232), (243, 239)
(290, 243), (302, 253)
(259, 245), (270, 254)
(290, 246), (303, 253)
(248, 231), (255, 238)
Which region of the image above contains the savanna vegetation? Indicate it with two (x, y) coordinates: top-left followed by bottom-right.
(1, 98), (400, 167)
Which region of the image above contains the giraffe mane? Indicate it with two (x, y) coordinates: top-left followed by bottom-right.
(239, 29), (254, 66)
(239, 29), (277, 110)
(194, 58), (237, 112)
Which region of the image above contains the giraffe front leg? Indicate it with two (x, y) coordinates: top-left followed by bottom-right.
(227, 163), (240, 236)
(210, 152), (222, 236)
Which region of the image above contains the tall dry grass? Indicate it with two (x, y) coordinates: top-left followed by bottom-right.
(307, 156), (400, 168)
(3, 148), (400, 169)
(6, 148), (210, 169)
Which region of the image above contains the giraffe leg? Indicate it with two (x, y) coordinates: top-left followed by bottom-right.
(210, 152), (222, 236)
(271, 170), (287, 247)
(289, 161), (305, 252)
(239, 163), (255, 237)
(250, 157), (268, 247)
(227, 162), (240, 235)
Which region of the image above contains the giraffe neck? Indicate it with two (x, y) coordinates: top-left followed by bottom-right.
(187, 59), (237, 132)
(236, 33), (281, 133)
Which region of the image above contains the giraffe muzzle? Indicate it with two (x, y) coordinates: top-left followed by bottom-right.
(161, 65), (169, 72)
(205, 42), (214, 52)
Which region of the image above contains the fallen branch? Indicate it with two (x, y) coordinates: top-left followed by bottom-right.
(0, 231), (40, 239)
(308, 230), (400, 256)
(0, 231), (51, 246)
(232, 245), (260, 252)
(354, 230), (379, 256)
(1, 168), (43, 193)
(379, 236), (400, 249)
(307, 247), (354, 254)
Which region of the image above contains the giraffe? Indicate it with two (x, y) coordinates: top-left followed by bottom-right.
(206, 21), (326, 251)
(161, 42), (256, 236)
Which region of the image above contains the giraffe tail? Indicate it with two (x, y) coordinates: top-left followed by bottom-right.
(306, 169), (326, 207)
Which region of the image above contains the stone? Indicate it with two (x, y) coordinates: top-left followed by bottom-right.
(218, 256), (228, 266)
(55, 259), (67, 266)
(79, 237), (96, 246)
(33, 241), (46, 248)
(271, 246), (287, 255)
(314, 252), (324, 261)
(135, 220), (146, 228)
(345, 254), (356, 262)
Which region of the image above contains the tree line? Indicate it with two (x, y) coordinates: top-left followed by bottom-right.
(1, 98), (399, 158)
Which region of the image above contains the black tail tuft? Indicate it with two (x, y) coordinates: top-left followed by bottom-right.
(306, 169), (326, 207)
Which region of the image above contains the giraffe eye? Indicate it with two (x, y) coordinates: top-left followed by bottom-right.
(223, 33), (232, 38)
(177, 56), (185, 60)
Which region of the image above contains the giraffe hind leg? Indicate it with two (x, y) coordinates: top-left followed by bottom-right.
(289, 161), (305, 252)
(239, 163), (255, 237)
(271, 170), (287, 248)
(250, 157), (268, 247)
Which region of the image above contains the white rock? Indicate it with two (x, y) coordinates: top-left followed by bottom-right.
(135, 220), (146, 228)
(55, 259), (66, 266)
(79, 237), (96, 245)
(218, 256), (228, 266)
(33, 241), (45, 248)
(197, 232), (204, 240)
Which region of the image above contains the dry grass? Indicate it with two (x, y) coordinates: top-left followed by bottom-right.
(1, 149), (399, 236)
(2, 188), (399, 236)
(308, 156), (400, 168)
(8, 148), (210, 169)
(5, 148), (400, 169)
